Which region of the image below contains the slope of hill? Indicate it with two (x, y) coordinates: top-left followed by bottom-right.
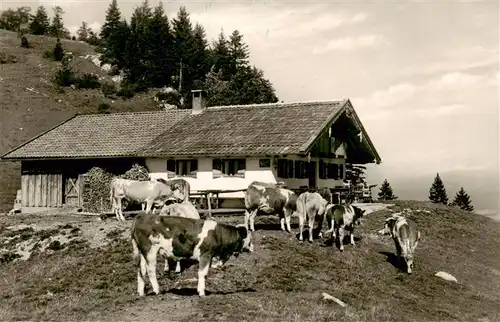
(0, 201), (499, 321)
(0, 29), (165, 211)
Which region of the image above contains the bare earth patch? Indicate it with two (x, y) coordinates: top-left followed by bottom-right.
(0, 200), (499, 321)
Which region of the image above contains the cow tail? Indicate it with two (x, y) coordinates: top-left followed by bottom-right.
(109, 180), (115, 211)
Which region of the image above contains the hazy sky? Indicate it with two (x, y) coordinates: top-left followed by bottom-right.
(3, 0), (499, 190)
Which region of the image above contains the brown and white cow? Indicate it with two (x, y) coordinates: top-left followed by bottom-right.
(378, 213), (421, 274)
(110, 178), (184, 222)
(131, 214), (253, 296)
(324, 204), (366, 251)
(296, 191), (329, 243)
(244, 181), (297, 233)
(159, 201), (201, 273)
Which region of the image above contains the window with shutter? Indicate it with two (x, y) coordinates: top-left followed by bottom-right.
(332, 164), (339, 180)
(287, 160), (294, 178)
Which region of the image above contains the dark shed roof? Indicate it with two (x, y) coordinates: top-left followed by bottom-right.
(1, 110), (190, 159)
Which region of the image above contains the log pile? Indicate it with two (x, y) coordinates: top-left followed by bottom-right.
(82, 164), (150, 213)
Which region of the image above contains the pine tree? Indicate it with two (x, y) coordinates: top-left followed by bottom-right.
(189, 23), (210, 90)
(100, 0), (122, 41)
(429, 173), (449, 205)
(86, 30), (101, 46)
(77, 21), (91, 41)
(378, 179), (398, 201)
(100, 0), (125, 65)
(29, 6), (50, 35)
(171, 6), (193, 90)
(124, 0), (153, 87)
(451, 187), (474, 211)
(147, 2), (173, 87)
(49, 6), (65, 38)
(53, 38), (64, 61)
(210, 31), (232, 81)
(228, 29), (249, 74)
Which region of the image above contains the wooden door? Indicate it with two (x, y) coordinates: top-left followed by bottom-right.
(64, 174), (83, 207)
(21, 174), (63, 207)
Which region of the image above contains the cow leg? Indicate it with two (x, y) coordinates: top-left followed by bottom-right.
(145, 200), (153, 214)
(298, 211), (305, 242)
(284, 208), (292, 233)
(249, 209), (258, 232)
(349, 225), (356, 246)
(133, 238), (148, 297)
(244, 209), (251, 231)
(175, 261), (181, 273)
(116, 197), (125, 222)
(338, 226), (346, 251)
(197, 255), (211, 296)
(137, 253), (148, 296)
(307, 211), (316, 243)
(164, 258), (170, 272)
(146, 245), (160, 295)
(141, 203), (146, 211)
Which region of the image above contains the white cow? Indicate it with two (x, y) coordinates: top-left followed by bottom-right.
(110, 178), (184, 221)
(378, 213), (421, 274)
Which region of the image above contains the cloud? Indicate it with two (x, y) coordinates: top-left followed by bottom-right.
(354, 83), (417, 110)
(413, 104), (466, 117)
(313, 35), (386, 54)
(400, 46), (498, 77)
(191, 5), (370, 44)
(428, 72), (485, 91)
(67, 22), (102, 37)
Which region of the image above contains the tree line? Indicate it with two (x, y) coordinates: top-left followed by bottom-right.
(377, 173), (474, 212)
(0, 0), (279, 108)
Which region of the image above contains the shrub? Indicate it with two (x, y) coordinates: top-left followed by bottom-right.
(75, 73), (100, 89)
(107, 65), (120, 76)
(53, 38), (64, 61)
(43, 50), (54, 60)
(53, 68), (75, 87)
(20, 35), (30, 48)
(97, 102), (110, 114)
(101, 81), (116, 97)
(116, 84), (135, 99)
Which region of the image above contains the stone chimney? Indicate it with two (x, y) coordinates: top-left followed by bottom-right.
(191, 89), (206, 115)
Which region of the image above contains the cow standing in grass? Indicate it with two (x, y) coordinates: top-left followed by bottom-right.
(324, 204), (366, 251)
(244, 181), (297, 233)
(378, 213), (421, 274)
(110, 178), (184, 222)
(131, 214), (253, 296)
(159, 200), (217, 273)
(296, 191), (329, 243)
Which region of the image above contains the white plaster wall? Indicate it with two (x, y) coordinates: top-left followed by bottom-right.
(145, 155), (346, 199)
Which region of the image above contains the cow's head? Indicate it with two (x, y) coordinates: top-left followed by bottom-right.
(378, 216), (398, 235)
(170, 183), (185, 202)
(236, 224), (254, 254)
(352, 206), (366, 225)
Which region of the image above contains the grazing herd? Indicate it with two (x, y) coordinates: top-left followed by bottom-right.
(110, 178), (422, 297)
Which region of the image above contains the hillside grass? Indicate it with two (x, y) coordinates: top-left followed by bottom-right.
(0, 200), (499, 321)
(0, 29), (167, 211)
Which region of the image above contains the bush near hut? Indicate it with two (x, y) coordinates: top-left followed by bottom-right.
(82, 164), (150, 213)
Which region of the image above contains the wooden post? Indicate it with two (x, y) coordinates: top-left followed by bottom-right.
(207, 192), (212, 219)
